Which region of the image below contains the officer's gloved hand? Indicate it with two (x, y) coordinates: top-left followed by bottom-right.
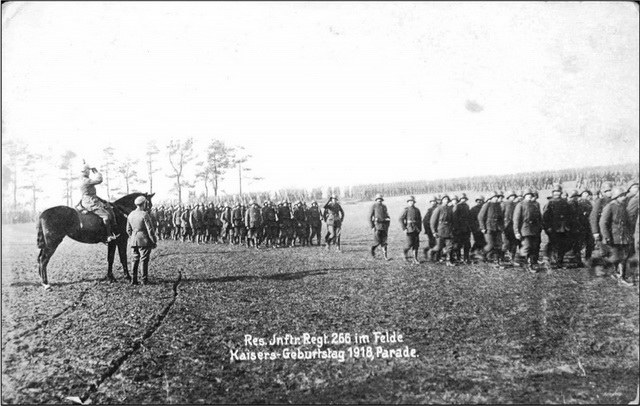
(593, 233), (600, 241)
(515, 233), (522, 240)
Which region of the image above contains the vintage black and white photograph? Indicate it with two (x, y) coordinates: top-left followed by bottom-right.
(2, 1), (639, 404)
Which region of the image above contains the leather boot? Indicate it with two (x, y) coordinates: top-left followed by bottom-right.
(131, 262), (139, 285)
(412, 250), (420, 265)
(142, 261), (149, 285)
(383, 247), (389, 261)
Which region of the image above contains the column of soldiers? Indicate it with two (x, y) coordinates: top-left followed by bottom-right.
(147, 196), (335, 249)
(368, 180), (638, 284)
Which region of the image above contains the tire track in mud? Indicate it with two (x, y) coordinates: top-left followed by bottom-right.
(79, 270), (183, 403)
(5, 285), (94, 342)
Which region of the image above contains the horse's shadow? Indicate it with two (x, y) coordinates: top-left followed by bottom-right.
(8, 277), (112, 288)
(180, 267), (368, 284)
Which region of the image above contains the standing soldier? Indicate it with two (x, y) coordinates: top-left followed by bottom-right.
(422, 196), (438, 260)
(262, 199), (278, 248)
(323, 194), (345, 251)
(590, 181), (613, 259)
(542, 184), (574, 269)
(181, 205), (192, 243)
(245, 200), (263, 249)
(231, 202), (244, 245)
(292, 201), (308, 247)
(625, 180), (639, 258)
(578, 189), (595, 264)
(368, 193), (391, 260)
(126, 196), (157, 285)
(478, 191), (505, 264)
(221, 203), (232, 243)
(277, 200), (293, 247)
(568, 189), (587, 267)
(204, 202), (217, 243)
(600, 187), (633, 285)
(453, 193), (472, 264)
(430, 194), (455, 266)
(155, 205), (165, 241)
(400, 196), (422, 264)
(470, 196), (487, 259)
(513, 188), (542, 272)
(190, 203), (205, 244)
(501, 191), (519, 263)
(307, 201), (323, 246)
(172, 205), (182, 241)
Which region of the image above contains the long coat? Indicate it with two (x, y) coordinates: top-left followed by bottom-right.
(599, 200), (631, 245)
(324, 202), (344, 226)
(400, 206), (422, 233)
(478, 202), (504, 232)
(453, 202), (472, 235)
(245, 205), (263, 228)
(589, 196), (611, 235)
(80, 173), (105, 210)
(422, 206), (436, 235)
(127, 207), (157, 248)
(542, 198), (573, 233)
(513, 200), (542, 237)
(430, 205), (454, 238)
(369, 202), (390, 231)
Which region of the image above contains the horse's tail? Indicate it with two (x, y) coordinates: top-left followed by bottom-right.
(37, 217), (47, 249)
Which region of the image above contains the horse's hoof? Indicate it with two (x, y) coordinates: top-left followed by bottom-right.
(42, 284), (52, 291)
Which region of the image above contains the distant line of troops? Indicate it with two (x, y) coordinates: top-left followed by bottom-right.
(369, 180), (639, 284)
(148, 195), (345, 250)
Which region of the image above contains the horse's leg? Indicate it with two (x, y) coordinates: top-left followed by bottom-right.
(38, 243), (60, 290)
(106, 242), (117, 282)
(117, 239), (131, 280)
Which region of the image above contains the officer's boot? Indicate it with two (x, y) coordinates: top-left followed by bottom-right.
(370, 245), (376, 258)
(131, 262), (139, 285)
(142, 261), (149, 285)
(445, 253), (455, 267)
(403, 248), (411, 262)
(104, 222), (116, 243)
(383, 246), (389, 261)
(412, 249), (420, 265)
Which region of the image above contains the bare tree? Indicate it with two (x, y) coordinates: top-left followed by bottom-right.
(60, 150), (77, 206)
(145, 140), (160, 193)
(232, 146), (263, 196)
(21, 153), (45, 215)
(117, 158), (140, 195)
(2, 138), (27, 210)
(167, 138), (195, 205)
(205, 140), (235, 198)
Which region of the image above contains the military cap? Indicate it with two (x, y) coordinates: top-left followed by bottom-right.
(330, 194), (338, 200)
(505, 190), (517, 199)
(451, 195), (459, 202)
(601, 182), (613, 193)
(488, 190), (501, 199)
(311, 200), (317, 205)
(522, 188), (534, 197)
(497, 190), (504, 197)
(375, 193), (384, 201)
(249, 199), (255, 205)
(186, 204), (192, 209)
(611, 187), (626, 200)
(627, 179), (639, 191)
(429, 196), (438, 203)
(407, 195), (416, 202)
(134, 196), (147, 206)
(580, 188), (592, 196)
(440, 194), (450, 201)
(570, 189), (580, 198)
(80, 163), (91, 174)
(459, 193), (468, 201)
(475, 195), (485, 202)
(552, 183), (563, 193)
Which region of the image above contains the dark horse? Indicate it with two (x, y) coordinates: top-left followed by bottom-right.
(36, 192), (154, 289)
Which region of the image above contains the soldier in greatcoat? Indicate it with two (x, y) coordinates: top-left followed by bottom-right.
(261, 200), (279, 248)
(221, 203), (232, 243)
(478, 191), (505, 264)
(453, 193), (472, 263)
(421, 196), (438, 260)
(542, 184), (575, 269)
(590, 181), (613, 259)
(369, 193), (391, 260)
(181, 205), (192, 243)
(323, 194), (345, 251)
(501, 191), (519, 263)
(600, 187), (633, 285)
(469, 196), (487, 258)
(307, 201), (323, 246)
(245, 200), (263, 249)
(277, 200), (294, 247)
(292, 201), (308, 247)
(513, 188), (542, 272)
(567, 189), (587, 267)
(79, 164), (118, 243)
(625, 180), (639, 257)
(430, 194), (455, 266)
(578, 189), (595, 263)
(400, 196), (422, 264)
(172, 205), (182, 241)
(126, 196), (157, 285)
(231, 203), (244, 245)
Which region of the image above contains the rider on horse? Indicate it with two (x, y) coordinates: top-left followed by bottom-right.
(80, 163), (118, 243)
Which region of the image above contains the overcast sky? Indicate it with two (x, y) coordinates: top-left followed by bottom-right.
(2, 1), (639, 206)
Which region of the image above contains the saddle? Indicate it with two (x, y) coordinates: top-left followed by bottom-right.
(75, 197), (113, 214)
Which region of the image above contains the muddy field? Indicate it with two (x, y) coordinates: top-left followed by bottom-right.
(2, 194), (639, 404)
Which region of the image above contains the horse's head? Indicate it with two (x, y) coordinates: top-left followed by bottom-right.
(143, 193), (155, 211)
(114, 192), (155, 213)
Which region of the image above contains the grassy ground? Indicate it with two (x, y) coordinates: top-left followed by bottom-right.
(2, 192), (638, 404)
